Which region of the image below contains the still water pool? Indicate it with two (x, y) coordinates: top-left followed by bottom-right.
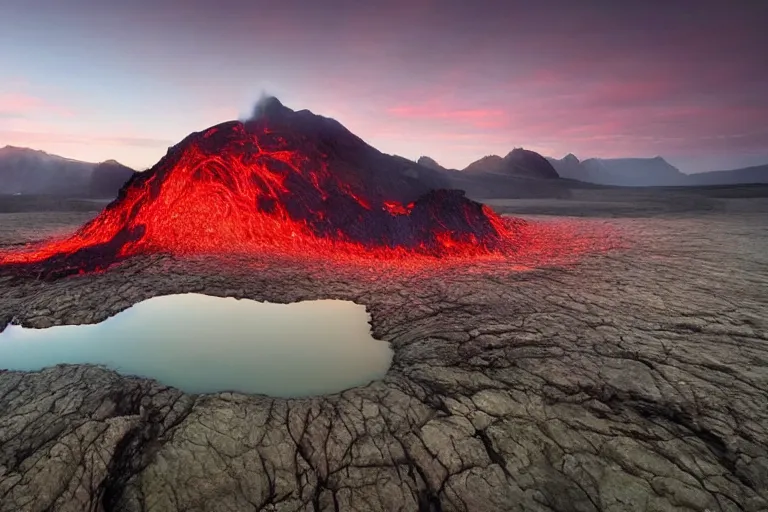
(0, 294), (393, 397)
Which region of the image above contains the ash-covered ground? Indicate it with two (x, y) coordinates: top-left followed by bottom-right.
(0, 188), (767, 512)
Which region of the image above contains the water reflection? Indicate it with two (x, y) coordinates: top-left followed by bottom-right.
(0, 294), (393, 397)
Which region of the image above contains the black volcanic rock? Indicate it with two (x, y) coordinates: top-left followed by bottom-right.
(137, 106), (503, 251)
(240, 97), (452, 203)
(463, 148), (560, 179)
(399, 189), (506, 248)
(115, 97), (452, 207)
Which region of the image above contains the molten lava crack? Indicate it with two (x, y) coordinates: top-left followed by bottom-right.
(0, 98), (611, 278)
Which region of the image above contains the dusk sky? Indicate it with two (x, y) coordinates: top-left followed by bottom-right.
(1, 0), (766, 173)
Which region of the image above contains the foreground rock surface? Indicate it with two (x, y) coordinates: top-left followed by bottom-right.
(0, 210), (767, 511)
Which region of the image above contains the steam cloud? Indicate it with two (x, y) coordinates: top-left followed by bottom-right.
(240, 92), (284, 122)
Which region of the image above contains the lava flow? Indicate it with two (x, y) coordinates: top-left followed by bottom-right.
(0, 98), (542, 277)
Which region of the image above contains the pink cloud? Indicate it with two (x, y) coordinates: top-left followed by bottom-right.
(387, 104), (506, 128)
(0, 93), (43, 113)
(352, 62), (768, 169)
(0, 128), (172, 149)
(0, 92), (74, 118)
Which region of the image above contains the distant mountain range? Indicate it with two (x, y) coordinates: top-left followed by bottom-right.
(685, 163), (768, 186)
(462, 149), (560, 179)
(420, 149), (560, 180)
(546, 154), (768, 187)
(0, 146), (136, 198)
(3, 139), (766, 206)
(417, 150), (768, 196)
(418, 150), (570, 199)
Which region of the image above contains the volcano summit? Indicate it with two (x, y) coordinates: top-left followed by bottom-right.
(0, 97), (523, 277)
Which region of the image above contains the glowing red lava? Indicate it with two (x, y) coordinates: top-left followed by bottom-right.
(0, 99), (616, 278)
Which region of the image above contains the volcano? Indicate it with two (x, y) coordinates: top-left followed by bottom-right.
(0, 97), (524, 277)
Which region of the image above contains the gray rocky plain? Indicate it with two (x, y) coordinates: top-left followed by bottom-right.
(0, 190), (767, 511)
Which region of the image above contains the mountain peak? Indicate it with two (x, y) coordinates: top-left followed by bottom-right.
(563, 153), (579, 163)
(463, 150), (559, 179)
(417, 156), (446, 171)
(248, 95), (293, 122)
(477, 155), (504, 165)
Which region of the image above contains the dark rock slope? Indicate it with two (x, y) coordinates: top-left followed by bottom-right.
(0, 210), (766, 511)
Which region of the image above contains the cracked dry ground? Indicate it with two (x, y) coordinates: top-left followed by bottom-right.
(0, 210), (767, 512)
